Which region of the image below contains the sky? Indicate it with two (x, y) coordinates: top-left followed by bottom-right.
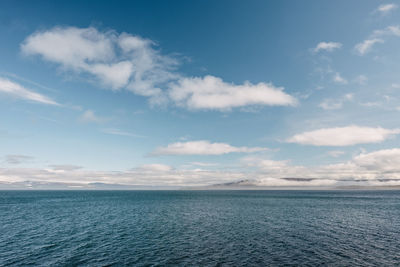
(1, 0), (400, 188)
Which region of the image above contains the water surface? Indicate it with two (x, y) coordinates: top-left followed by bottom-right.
(1, 190), (400, 266)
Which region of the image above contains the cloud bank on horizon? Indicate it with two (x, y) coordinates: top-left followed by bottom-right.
(1, 1), (400, 188)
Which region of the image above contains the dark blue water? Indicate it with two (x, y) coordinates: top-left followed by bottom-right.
(1, 190), (400, 266)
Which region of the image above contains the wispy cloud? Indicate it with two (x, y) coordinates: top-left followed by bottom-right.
(372, 25), (400, 37)
(136, 164), (173, 172)
(319, 93), (353, 110)
(375, 3), (397, 15)
(354, 75), (368, 85)
(189, 162), (218, 167)
(78, 110), (108, 124)
(287, 126), (400, 146)
(313, 42), (342, 53)
(151, 140), (268, 156)
(0, 72), (58, 93)
(49, 165), (83, 171)
(4, 154), (33, 164)
(355, 25), (400, 56)
(354, 38), (384, 55)
(327, 150), (345, 157)
(0, 77), (59, 105)
(101, 128), (145, 138)
(332, 73), (348, 84)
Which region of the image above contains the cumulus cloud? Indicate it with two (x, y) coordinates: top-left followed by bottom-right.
(318, 149), (400, 181)
(287, 126), (400, 146)
(242, 148), (400, 183)
(168, 75), (297, 110)
(0, 77), (59, 105)
(313, 42), (342, 53)
(21, 26), (296, 110)
(375, 3), (397, 15)
(151, 140), (268, 156)
(351, 148), (400, 172)
(355, 38), (384, 55)
(21, 26), (178, 103)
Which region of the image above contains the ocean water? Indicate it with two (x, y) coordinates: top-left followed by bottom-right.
(1, 190), (400, 266)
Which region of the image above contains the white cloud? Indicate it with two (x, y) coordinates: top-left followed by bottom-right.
(0, 165), (246, 187)
(242, 157), (290, 171)
(21, 27), (114, 67)
(256, 178), (336, 187)
(168, 75), (297, 110)
(21, 26), (178, 103)
(241, 157), (316, 182)
(0, 77), (59, 105)
(136, 164), (173, 172)
(242, 148), (400, 183)
(355, 39), (384, 55)
(21, 26), (296, 111)
(287, 126), (400, 146)
(4, 148), (400, 187)
(352, 148), (400, 172)
(313, 42), (342, 53)
(376, 3), (397, 15)
(189, 162), (218, 167)
(354, 25), (400, 56)
(78, 110), (107, 124)
(152, 140), (268, 155)
(49, 165), (82, 171)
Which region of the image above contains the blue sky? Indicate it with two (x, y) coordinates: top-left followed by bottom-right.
(1, 0), (400, 188)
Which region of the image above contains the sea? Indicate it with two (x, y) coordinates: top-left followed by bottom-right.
(1, 190), (400, 266)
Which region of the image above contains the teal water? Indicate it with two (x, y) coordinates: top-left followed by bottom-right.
(1, 190), (400, 266)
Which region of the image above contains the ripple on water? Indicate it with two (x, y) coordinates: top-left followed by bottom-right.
(1, 190), (400, 266)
